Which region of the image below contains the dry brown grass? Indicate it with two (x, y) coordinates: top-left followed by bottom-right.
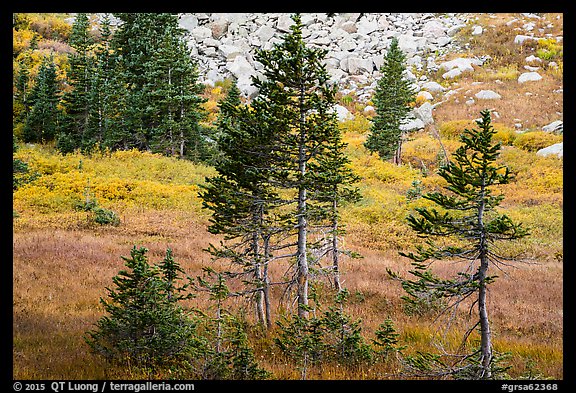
(13, 205), (563, 380)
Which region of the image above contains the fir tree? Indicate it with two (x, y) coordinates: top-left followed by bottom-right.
(13, 52), (32, 129)
(85, 247), (198, 373)
(57, 13), (93, 153)
(193, 267), (270, 379)
(252, 13), (348, 318)
(111, 13), (206, 156)
(364, 37), (416, 164)
(200, 81), (279, 330)
(22, 56), (60, 143)
(84, 14), (118, 151)
(390, 110), (529, 379)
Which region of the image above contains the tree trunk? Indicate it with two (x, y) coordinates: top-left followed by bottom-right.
(393, 132), (403, 165)
(478, 263), (492, 379)
(253, 230), (266, 328)
(296, 177), (309, 318)
(263, 234), (272, 330)
(296, 85), (309, 319)
(332, 198), (342, 292)
(477, 183), (492, 379)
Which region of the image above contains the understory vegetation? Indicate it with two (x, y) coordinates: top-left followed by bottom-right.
(13, 12), (562, 381)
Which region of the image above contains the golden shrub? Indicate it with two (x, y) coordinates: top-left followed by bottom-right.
(339, 116), (371, 136)
(513, 131), (563, 152)
(13, 28), (36, 56)
(438, 120), (476, 139)
(28, 13), (72, 41)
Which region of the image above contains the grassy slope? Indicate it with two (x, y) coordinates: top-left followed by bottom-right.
(13, 12), (563, 380)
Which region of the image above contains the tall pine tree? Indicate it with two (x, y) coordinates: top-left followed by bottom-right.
(111, 13), (206, 157)
(364, 37), (415, 165)
(252, 13), (357, 318)
(200, 81), (280, 330)
(22, 56), (60, 143)
(390, 110), (529, 379)
(57, 13), (93, 153)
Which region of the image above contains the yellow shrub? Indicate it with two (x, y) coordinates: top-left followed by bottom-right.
(438, 120), (476, 139)
(536, 38), (563, 61)
(493, 126), (518, 146)
(513, 131), (563, 152)
(28, 13), (72, 41)
(13, 28), (36, 56)
(350, 153), (417, 190)
(439, 119), (517, 143)
(402, 134), (461, 174)
(339, 115), (371, 135)
(475, 64), (520, 82)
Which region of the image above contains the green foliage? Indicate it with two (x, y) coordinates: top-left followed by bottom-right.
(405, 179), (423, 202)
(372, 317), (406, 359)
(85, 247), (198, 373)
(192, 267), (270, 380)
(22, 56), (61, 143)
(402, 348), (511, 379)
(57, 13), (92, 153)
(275, 291), (375, 379)
(364, 37), (416, 162)
(394, 110), (529, 379)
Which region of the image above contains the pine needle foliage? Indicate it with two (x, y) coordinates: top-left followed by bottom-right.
(364, 37), (416, 164)
(85, 247), (198, 373)
(391, 110), (529, 379)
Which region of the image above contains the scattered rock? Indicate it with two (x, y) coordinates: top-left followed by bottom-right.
(471, 25), (483, 35)
(536, 142), (563, 158)
(416, 91), (434, 101)
(525, 55), (542, 63)
(524, 65), (540, 71)
(514, 34), (537, 44)
(442, 68), (462, 79)
(420, 81), (446, 93)
(412, 101), (435, 126)
(542, 120), (563, 133)
(333, 104), (354, 122)
(400, 117), (425, 131)
(518, 71), (543, 83)
(475, 90), (502, 100)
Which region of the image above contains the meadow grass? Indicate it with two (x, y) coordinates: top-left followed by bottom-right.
(13, 135), (562, 380)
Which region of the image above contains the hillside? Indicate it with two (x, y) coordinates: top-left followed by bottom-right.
(12, 12), (563, 381)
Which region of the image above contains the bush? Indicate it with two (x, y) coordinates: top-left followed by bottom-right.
(275, 291), (374, 379)
(92, 206), (120, 226)
(513, 131), (563, 152)
(439, 120), (517, 144)
(85, 247), (199, 374)
(536, 38), (563, 61)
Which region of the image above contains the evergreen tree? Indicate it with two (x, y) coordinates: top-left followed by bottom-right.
(252, 13), (347, 318)
(200, 81), (279, 330)
(146, 26), (207, 158)
(57, 13), (93, 153)
(22, 56), (60, 143)
(193, 267), (270, 379)
(84, 14), (119, 151)
(390, 110), (529, 379)
(111, 13), (206, 156)
(364, 37), (416, 164)
(85, 247), (199, 373)
(13, 52), (32, 129)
